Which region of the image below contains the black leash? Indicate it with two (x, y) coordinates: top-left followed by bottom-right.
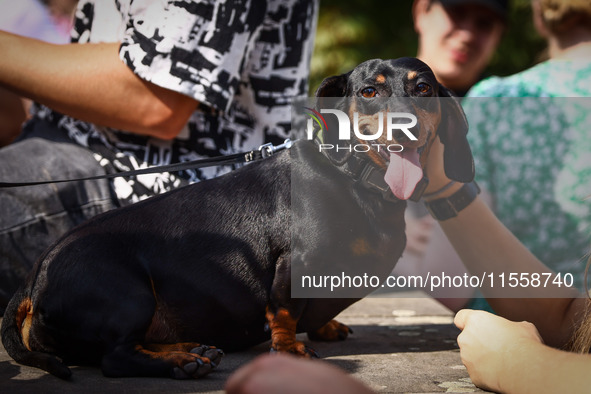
(0, 139), (292, 188)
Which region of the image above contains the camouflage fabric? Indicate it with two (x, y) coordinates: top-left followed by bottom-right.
(31, 0), (318, 204)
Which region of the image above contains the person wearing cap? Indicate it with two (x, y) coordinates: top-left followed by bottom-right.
(394, 0), (508, 312)
(412, 0), (508, 96)
(408, 0), (591, 311)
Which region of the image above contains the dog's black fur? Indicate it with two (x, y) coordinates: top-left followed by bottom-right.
(1, 57), (473, 380)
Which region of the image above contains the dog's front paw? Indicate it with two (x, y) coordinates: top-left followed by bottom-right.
(191, 345), (225, 368)
(172, 358), (212, 379)
(307, 319), (353, 342)
(171, 346), (225, 379)
(102, 342), (224, 379)
(266, 306), (319, 358)
(270, 341), (319, 358)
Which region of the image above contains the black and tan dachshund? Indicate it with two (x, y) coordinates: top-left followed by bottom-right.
(1, 57), (473, 380)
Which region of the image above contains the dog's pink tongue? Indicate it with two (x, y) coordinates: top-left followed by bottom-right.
(384, 149), (423, 200)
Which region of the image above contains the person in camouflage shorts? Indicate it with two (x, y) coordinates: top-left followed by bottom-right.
(0, 0), (318, 312)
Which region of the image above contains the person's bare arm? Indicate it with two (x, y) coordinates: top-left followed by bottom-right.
(440, 196), (583, 346)
(423, 136), (585, 347)
(0, 31), (199, 139)
(455, 309), (591, 393)
(0, 86), (27, 145)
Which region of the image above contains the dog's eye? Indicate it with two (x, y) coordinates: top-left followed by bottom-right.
(416, 83), (432, 95)
(361, 87), (377, 98)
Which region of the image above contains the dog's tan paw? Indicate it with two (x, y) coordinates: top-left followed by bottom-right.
(307, 319), (353, 341)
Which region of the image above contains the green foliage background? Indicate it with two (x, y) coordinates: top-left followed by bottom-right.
(310, 0), (547, 92)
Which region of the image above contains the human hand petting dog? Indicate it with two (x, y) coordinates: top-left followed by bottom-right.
(226, 353), (373, 394)
(454, 309), (544, 393)
(421, 134), (464, 201)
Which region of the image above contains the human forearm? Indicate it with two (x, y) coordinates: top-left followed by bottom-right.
(422, 136), (583, 345)
(0, 86), (27, 145)
(455, 310), (591, 393)
(439, 198), (554, 294)
(497, 339), (591, 393)
(0, 31), (198, 138)
(440, 197), (584, 346)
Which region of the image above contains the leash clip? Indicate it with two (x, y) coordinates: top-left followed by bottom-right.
(244, 151), (255, 162)
(259, 139), (293, 159)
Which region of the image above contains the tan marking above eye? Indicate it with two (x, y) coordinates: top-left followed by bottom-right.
(375, 74), (386, 84)
(407, 71), (418, 80)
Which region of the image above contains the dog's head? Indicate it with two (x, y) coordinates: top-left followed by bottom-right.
(314, 57), (474, 201)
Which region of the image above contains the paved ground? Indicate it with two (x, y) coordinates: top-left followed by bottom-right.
(0, 292), (486, 393)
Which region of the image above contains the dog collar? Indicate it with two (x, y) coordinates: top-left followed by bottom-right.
(333, 150), (429, 203)
(312, 137), (428, 203)
(356, 160), (429, 203)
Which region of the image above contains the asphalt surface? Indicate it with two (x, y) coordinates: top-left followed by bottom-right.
(0, 292), (486, 393)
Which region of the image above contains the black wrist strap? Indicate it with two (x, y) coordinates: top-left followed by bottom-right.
(425, 181), (480, 221)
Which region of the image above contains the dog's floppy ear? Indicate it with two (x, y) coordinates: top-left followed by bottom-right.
(315, 72), (350, 98)
(313, 72), (352, 165)
(437, 84), (474, 183)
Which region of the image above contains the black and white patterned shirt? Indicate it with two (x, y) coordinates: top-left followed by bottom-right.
(31, 0), (317, 204)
